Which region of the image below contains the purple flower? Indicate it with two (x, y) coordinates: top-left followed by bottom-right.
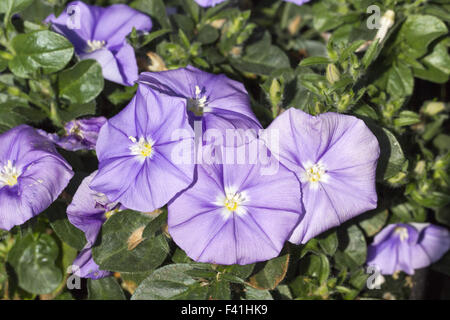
(45, 1), (152, 86)
(67, 171), (119, 279)
(284, 0), (311, 5)
(194, 0), (310, 7)
(194, 0), (227, 7)
(261, 109), (379, 244)
(39, 117), (107, 151)
(90, 84), (195, 212)
(138, 66), (262, 136)
(168, 139), (303, 265)
(0, 125), (73, 230)
(367, 223), (450, 275)
(73, 246), (111, 279)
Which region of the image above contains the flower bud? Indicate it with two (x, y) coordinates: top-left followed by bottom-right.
(326, 64), (341, 84)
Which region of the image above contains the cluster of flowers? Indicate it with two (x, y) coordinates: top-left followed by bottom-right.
(0, 1), (448, 280)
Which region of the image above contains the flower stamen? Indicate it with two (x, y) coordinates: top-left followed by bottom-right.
(301, 161), (328, 189)
(187, 85), (209, 116)
(215, 187), (248, 219)
(394, 227), (409, 242)
(0, 160), (21, 187)
(129, 136), (154, 160)
(86, 40), (106, 53)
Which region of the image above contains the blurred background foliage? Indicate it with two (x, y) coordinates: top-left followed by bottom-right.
(0, 0), (449, 300)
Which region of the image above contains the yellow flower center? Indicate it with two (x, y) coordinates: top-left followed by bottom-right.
(223, 191), (246, 212)
(0, 160), (20, 187)
(129, 136), (154, 159)
(305, 162), (326, 182)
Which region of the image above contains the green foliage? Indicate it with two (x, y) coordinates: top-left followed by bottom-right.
(92, 210), (169, 273)
(0, 0), (449, 300)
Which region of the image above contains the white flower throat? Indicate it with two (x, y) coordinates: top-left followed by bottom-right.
(0, 160), (21, 187)
(129, 136), (155, 161)
(301, 161), (328, 189)
(187, 86), (210, 116)
(215, 187), (248, 219)
(394, 227), (409, 242)
(86, 40), (106, 53)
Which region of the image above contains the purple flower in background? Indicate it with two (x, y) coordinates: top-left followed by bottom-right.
(194, 0), (227, 7)
(284, 0), (311, 5)
(90, 84), (195, 212)
(367, 223), (450, 275)
(0, 125), (73, 230)
(194, 0), (310, 7)
(261, 109), (379, 244)
(168, 139), (303, 265)
(67, 171), (118, 279)
(45, 1), (152, 86)
(138, 66), (262, 136)
(39, 117), (106, 151)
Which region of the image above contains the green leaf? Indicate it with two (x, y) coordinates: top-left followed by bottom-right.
(413, 38), (450, 84)
(7, 233), (62, 294)
(381, 61), (414, 98)
(334, 225), (367, 271)
(58, 60), (104, 105)
(248, 253), (290, 290)
(9, 30), (74, 78)
(299, 253), (330, 284)
(87, 277), (126, 300)
(0, 0), (33, 22)
(45, 201), (86, 251)
(218, 263), (255, 280)
(396, 15), (448, 59)
(394, 110), (421, 127)
(299, 56), (332, 67)
(358, 209), (388, 237)
(131, 264), (208, 300)
(136, 29), (171, 48)
(390, 202), (426, 224)
(208, 280), (231, 300)
(230, 33), (290, 76)
(179, 0), (200, 23)
(130, 0), (171, 29)
(244, 284), (273, 300)
(317, 230), (338, 256)
(196, 25), (219, 45)
(367, 124), (407, 181)
(92, 210), (169, 273)
(58, 101), (96, 123)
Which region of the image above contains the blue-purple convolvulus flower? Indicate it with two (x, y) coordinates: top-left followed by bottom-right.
(138, 66), (262, 136)
(67, 171), (119, 279)
(168, 138), (303, 265)
(38, 117), (107, 151)
(0, 125), (73, 230)
(194, 0), (310, 7)
(261, 109), (379, 244)
(72, 246), (111, 279)
(45, 1), (152, 86)
(90, 84), (195, 212)
(367, 223), (450, 275)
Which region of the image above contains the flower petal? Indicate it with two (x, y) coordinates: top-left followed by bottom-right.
(73, 246), (111, 279)
(93, 4), (152, 47)
(67, 172), (106, 245)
